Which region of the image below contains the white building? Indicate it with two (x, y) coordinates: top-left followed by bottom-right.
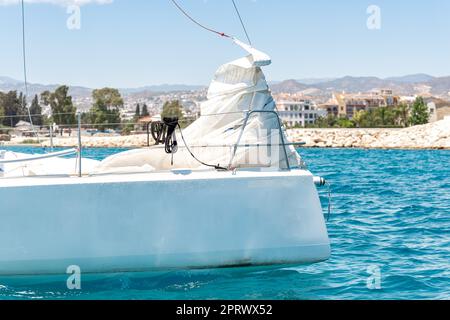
(399, 95), (417, 105)
(277, 100), (327, 127)
(427, 102), (438, 122)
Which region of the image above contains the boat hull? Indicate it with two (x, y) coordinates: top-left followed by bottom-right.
(0, 170), (330, 275)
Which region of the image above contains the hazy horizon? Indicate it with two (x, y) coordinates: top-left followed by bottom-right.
(1, 73), (448, 90)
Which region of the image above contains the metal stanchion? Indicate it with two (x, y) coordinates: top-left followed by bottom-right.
(146, 122), (151, 147)
(49, 125), (54, 152)
(77, 113), (82, 177)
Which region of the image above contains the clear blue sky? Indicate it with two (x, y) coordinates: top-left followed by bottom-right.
(1, 0), (449, 88)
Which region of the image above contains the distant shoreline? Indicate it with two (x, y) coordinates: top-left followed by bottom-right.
(2, 144), (448, 151)
(1, 119), (449, 150)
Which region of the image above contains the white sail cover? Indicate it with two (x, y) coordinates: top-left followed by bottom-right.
(95, 39), (302, 173)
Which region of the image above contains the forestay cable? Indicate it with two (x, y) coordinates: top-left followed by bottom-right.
(231, 0), (252, 45)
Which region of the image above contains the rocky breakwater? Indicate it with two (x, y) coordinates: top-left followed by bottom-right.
(287, 118), (450, 150)
(6, 118), (449, 150)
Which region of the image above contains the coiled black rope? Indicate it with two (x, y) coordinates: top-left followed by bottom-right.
(162, 117), (178, 154)
(150, 118), (227, 171)
(150, 121), (166, 145)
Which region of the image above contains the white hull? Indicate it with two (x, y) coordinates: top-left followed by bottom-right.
(0, 169), (330, 275)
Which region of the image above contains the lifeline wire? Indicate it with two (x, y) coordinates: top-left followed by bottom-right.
(177, 123), (228, 171)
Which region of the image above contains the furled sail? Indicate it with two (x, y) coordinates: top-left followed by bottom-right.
(95, 39), (302, 173)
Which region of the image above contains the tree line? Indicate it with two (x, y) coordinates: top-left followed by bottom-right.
(1, 85), (188, 134)
(0, 91), (43, 127)
(0, 86), (125, 130)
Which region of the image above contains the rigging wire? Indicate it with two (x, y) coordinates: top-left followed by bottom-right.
(20, 0), (40, 143)
(169, 0), (253, 46)
(170, 0), (231, 38)
(231, 0), (252, 45)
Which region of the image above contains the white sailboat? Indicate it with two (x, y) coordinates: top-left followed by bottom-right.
(0, 38), (331, 275)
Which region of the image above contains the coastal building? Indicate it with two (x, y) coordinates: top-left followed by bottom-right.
(334, 90), (398, 119)
(375, 89), (399, 106)
(135, 114), (162, 132)
(318, 97), (339, 117)
(425, 98), (450, 123)
(427, 102), (438, 123)
(14, 121), (35, 137)
(399, 95), (417, 105)
(277, 100), (326, 127)
(121, 109), (136, 121)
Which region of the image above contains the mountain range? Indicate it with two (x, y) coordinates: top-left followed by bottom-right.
(1, 74), (450, 101)
(270, 74), (450, 100)
(0, 76), (205, 99)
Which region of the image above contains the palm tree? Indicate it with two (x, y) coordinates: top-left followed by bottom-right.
(378, 107), (387, 126)
(353, 110), (366, 128)
(395, 103), (410, 127)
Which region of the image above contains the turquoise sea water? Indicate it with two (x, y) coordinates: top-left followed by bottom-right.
(0, 147), (449, 300)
